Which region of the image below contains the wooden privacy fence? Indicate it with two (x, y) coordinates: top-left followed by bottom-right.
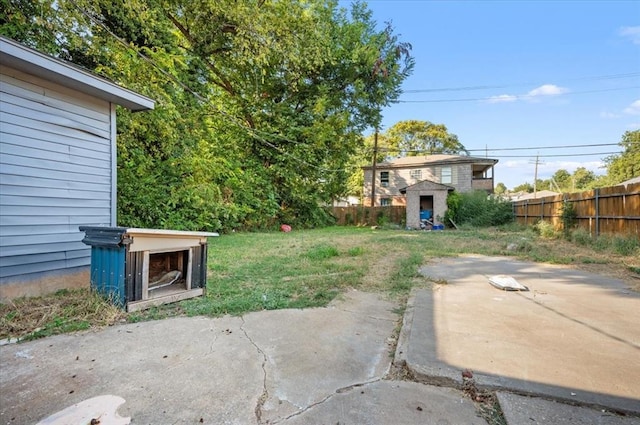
(330, 206), (406, 226)
(513, 182), (640, 237)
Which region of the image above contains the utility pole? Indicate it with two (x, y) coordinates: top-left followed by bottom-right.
(529, 154), (543, 199)
(370, 128), (378, 207)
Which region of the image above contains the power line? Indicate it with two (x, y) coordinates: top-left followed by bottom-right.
(496, 151), (620, 158)
(377, 141), (631, 154)
(402, 72), (640, 94)
(466, 142), (623, 152)
(398, 86), (640, 103)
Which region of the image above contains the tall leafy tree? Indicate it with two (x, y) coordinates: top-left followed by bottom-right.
(605, 130), (640, 184)
(2, 0), (414, 230)
(383, 120), (467, 157)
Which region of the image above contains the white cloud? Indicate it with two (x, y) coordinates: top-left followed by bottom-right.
(627, 122), (640, 129)
(485, 84), (568, 105)
(527, 84), (568, 97)
(623, 99), (640, 115)
(600, 111), (619, 119)
(486, 94), (518, 103)
(504, 160), (528, 168)
(619, 26), (640, 45)
(540, 161), (606, 175)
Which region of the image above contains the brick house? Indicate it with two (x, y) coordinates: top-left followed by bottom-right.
(362, 154), (498, 228)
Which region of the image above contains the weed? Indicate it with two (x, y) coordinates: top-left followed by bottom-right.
(534, 220), (558, 239)
(388, 252), (424, 294)
(579, 257), (607, 264)
(347, 246), (365, 256)
(560, 200), (578, 239)
(445, 190), (514, 227)
(571, 228), (593, 246)
(303, 244), (340, 260)
(612, 235), (640, 256)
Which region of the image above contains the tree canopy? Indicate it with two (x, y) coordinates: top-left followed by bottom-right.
(382, 120), (466, 158)
(604, 130), (640, 184)
(1, 0), (414, 230)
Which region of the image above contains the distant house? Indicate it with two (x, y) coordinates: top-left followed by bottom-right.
(333, 196), (361, 207)
(621, 176), (640, 186)
(362, 154), (498, 229)
(508, 190), (560, 202)
(0, 36), (154, 300)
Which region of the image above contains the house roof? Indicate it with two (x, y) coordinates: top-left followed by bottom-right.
(0, 36), (154, 111)
(621, 176), (640, 186)
(362, 154), (498, 170)
(508, 190), (560, 201)
(399, 178), (455, 194)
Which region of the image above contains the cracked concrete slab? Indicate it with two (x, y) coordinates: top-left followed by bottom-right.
(0, 290), (404, 425)
(400, 255), (640, 416)
(280, 380), (487, 425)
(496, 392), (640, 425)
(242, 290), (398, 423)
(0, 316), (263, 424)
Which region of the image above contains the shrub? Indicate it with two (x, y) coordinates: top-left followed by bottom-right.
(612, 235), (640, 256)
(560, 201), (578, 239)
(445, 190), (514, 227)
(534, 220), (558, 239)
(571, 228), (593, 246)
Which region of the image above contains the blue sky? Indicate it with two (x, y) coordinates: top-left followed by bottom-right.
(353, 0), (640, 189)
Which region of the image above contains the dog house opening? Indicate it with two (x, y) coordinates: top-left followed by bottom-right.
(148, 250), (190, 296)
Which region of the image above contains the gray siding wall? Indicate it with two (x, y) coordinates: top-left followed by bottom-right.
(0, 66), (113, 285)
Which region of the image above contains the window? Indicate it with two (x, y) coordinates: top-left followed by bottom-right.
(410, 169), (422, 180)
(380, 198), (391, 206)
(380, 171), (389, 187)
(441, 167), (452, 184)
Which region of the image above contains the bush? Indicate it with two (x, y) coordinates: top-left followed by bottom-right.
(560, 201), (578, 239)
(445, 190), (514, 227)
(570, 230), (640, 256)
(534, 220), (558, 239)
(611, 235), (640, 256)
(571, 228), (593, 246)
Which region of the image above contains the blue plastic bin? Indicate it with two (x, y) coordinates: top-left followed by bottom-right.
(420, 210), (433, 220)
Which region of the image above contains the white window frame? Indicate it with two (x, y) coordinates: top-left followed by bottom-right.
(380, 171), (390, 187)
(380, 198), (391, 206)
(410, 169), (422, 180)
(441, 167), (452, 184)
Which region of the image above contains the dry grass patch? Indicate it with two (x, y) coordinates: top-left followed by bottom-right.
(0, 289), (124, 342)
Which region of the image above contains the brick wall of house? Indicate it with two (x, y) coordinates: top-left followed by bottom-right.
(363, 163), (475, 206)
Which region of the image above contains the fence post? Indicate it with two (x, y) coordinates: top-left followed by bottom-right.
(525, 200), (528, 225)
(595, 188), (600, 237)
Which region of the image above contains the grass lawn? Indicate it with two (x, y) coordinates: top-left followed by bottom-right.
(2, 225), (638, 341)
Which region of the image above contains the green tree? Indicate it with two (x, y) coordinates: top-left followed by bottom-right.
(383, 120), (466, 157)
(572, 167), (596, 190)
(513, 182), (534, 193)
(605, 130), (640, 184)
(494, 182), (507, 195)
(2, 0), (414, 230)
(551, 169), (571, 192)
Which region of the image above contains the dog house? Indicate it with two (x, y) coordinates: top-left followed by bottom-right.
(80, 227), (218, 312)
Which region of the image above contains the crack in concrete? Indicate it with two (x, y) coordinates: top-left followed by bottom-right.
(240, 317), (269, 425)
(272, 378), (383, 424)
(332, 307), (395, 323)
